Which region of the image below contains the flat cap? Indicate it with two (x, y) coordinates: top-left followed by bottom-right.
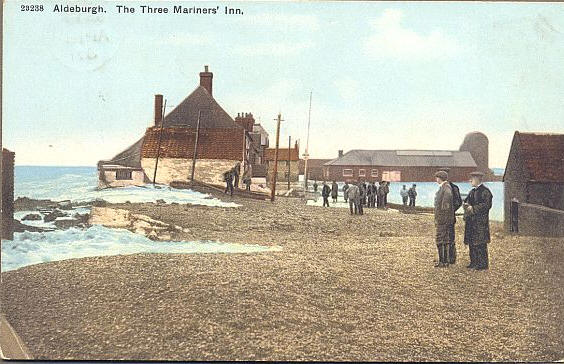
(470, 171), (484, 177)
(434, 170), (448, 180)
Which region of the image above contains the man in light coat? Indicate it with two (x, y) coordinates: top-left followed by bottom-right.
(347, 183), (360, 215)
(434, 170), (455, 268)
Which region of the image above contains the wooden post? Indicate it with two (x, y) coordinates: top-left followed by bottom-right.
(287, 136), (291, 190)
(303, 91), (312, 191)
(190, 110), (202, 182)
(152, 99), (167, 185)
(270, 113), (282, 202)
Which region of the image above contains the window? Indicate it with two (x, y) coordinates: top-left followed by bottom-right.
(359, 169), (366, 177)
(343, 168), (353, 177)
(382, 170), (401, 182)
(371, 169), (379, 178)
(116, 170), (133, 180)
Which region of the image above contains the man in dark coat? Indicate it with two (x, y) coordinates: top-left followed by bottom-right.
(434, 171), (455, 267)
(463, 172), (493, 270)
(408, 184), (417, 207)
(321, 181), (331, 207)
(331, 181), (339, 203)
(224, 170), (234, 196)
(382, 181), (390, 208)
(313, 181), (318, 192)
(343, 182), (350, 203)
(357, 181), (365, 215)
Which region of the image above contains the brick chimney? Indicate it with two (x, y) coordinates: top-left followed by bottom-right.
(154, 94), (163, 126)
(338, 150), (344, 158)
(199, 65), (213, 96)
(234, 112), (255, 132)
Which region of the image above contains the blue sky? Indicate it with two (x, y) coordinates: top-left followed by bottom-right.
(3, 1), (564, 167)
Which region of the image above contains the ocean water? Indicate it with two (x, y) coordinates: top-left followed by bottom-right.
(307, 181), (504, 221)
(14, 166), (239, 207)
(2, 166), (276, 272)
(1, 225), (282, 272)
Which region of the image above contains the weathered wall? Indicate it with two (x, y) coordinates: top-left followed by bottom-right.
(2, 149), (15, 240)
(266, 160), (300, 183)
(141, 158), (240, 186)
(517, 202), (564, 237)
(323, 166), (476, 183)
(527, 183), (564, 211)
(98, 169), (146, 189)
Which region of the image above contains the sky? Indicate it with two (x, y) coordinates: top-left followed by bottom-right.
(3, 1), (564, 167)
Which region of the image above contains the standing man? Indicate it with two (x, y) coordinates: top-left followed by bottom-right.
(463, 172), (493, 270)
(343, 181), (350, 203)
(313, 181), (318, 193)
(321, 181), (331, 207)
(434, 171), (454, 268)
(224, 170), (234, 196)
(243, 162), (253, 192)
(357, 181), (365, 215)
(382, 181), (390, 209)
(347, 183), (360, 215)
(400, 185), (409, 206)
(331, 180), (339, 203)
(232, 162), (241, 189)
(408, 184), (417, 207)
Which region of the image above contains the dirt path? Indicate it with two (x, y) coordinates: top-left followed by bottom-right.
(2, 196), (563, 361)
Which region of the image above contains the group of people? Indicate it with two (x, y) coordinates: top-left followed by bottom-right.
(314, 180), (419, 213)
(223, 162), (252, 195)
(433, 170), (492, 270)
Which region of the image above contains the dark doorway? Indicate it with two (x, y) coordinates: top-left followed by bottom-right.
(510, 200), (519, 233)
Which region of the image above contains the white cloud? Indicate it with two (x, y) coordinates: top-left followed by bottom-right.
(364, 9), (461, 60)
(236, 41), (313, 57)
(235, 13), (319, 31)
(334, 78), (360, 101)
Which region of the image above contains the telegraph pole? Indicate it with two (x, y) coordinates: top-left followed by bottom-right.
(190, 110), (202, 182)
(287, 135), (291, 190)
(303, 91), (312, 191)
(270, 113), (283, 202)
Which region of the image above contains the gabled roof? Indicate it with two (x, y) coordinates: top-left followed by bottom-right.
(511, 132), (564, 182)
(162, 86), (242, 129)
(98, 136), (144, 169)
(324, 150), (477, 168)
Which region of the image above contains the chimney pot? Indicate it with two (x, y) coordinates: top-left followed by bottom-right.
(199, 66), (213, 95)
(154, 94), (163, 126)
(338, 150), (344, 158)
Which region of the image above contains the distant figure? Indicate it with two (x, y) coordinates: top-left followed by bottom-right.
(382, 181), (390, 208)
(243, 163), (253, 192)
(400, 185), (409, 206)
(463, 172), (492, 270)
(347, 184), (360, 215)
(343, 182), (350, 203)
(331, 181), (339, 203)
(434, 171), (454, 268)
(377, 182), (385, 209)
(357, 181), (365, 215)
(232, 162), (240, 189)
(367, 182), (376, 208)
(321, 181), (331, 207)
(223, 170), (234, 196)
(408, 184), (417, 207)
(362, 182), (368, 206)
(313, 181), (318, 192)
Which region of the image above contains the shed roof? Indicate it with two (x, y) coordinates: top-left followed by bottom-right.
(324, 150), (477, 168)
(162, 86), (242, 129)
(514, 132), (564, 182)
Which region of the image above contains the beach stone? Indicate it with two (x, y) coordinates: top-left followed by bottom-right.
(44, 209), (68, 222)
(54, 218), (82, 230)
(22, 213), (42, 221)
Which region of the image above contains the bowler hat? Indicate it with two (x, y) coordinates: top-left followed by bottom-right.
(434, 170), (448, 180)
